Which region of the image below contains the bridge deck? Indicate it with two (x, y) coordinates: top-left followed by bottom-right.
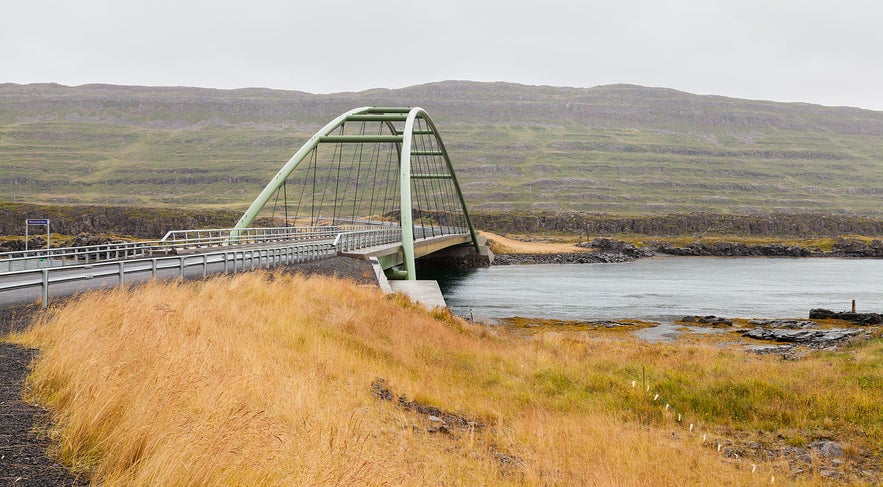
(338, 233), (472, 266)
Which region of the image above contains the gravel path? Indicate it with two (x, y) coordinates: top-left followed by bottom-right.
(1, 305), (87, 486)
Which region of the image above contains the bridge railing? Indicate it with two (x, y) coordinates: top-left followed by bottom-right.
(331, 225), (471, 252)
(413, 225), (469, 240)
(159, 225), (380, 248)
(0, 225), (391, 273)
(0, 240), (337, 308)
(332, 227), (403, 252)
(0, 241), (170, 273)
(0, 225), (476, 307)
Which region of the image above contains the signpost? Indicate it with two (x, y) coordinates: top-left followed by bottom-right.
(25, 219), (50, 251)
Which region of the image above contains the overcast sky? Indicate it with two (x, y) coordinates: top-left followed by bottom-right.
(2, 0), (882, 110)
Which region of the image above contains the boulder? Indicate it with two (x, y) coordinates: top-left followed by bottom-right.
(579, 238), (655, 258)
(681, 315), (733, 326)
(809, 308), (883, 325)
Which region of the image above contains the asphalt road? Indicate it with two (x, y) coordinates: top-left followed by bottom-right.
(0, 242), (336, 308)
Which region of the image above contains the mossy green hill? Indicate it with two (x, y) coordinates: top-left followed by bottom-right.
(2, 81), (882, 215)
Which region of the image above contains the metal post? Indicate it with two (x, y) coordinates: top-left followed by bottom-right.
(203, 254), (208, 278)
(41, 268), (49, 308)
(118, 261), (125, 287)
(152, 259), (157, 278)
(180, 256), (185, 277)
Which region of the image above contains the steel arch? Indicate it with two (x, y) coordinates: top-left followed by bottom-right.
(233, 106), (478, 279)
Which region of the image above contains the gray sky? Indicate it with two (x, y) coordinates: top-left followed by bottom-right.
(2, 0), (882, 110)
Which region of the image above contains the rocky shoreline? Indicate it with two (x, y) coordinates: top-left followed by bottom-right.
(491, 236), (883, 265)
(654, 237), (883, 257)
(492, 252), (636, 265)
(677, 309), (882, 350)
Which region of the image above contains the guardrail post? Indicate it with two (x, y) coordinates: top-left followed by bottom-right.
(41, 268), (49, 308)
(152, 259), (157, 278)
(180, 256), (185, 277)
(118, 261), (125, 287)
(224, 252), (229, 273)
(203, 254), (208, 278)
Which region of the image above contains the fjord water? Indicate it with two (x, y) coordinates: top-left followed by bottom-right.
(421, 257), (883, 321)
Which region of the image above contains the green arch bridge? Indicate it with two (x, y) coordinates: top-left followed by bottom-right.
(232, 106), (488, 280)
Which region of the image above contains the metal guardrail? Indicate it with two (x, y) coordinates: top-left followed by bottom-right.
(0, 241), (336, 308)
(413, 225), (468, 240)
(333, 228), (403, 252)
(161, 225), (380, 248)
(0, 224), (473, 307)
(332, 225), (468, 252)
(0, 225), (389, 273)
(0, 241), (166, 272)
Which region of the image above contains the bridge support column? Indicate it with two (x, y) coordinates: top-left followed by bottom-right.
(399, 110), (418, 280)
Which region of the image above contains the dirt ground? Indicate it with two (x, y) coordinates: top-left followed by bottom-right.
(1, 304), (88, 486)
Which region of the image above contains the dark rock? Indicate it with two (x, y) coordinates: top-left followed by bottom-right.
(370, 377), (393, 401)
(578, 238), (655, 258)
(819, 469), (842, 479)
(747, 344), (797, 356)
(63, 232), (130, 248)
(681, 315), (733, 326)
(492, 252), (635, 265)
(809, 308), (883, 325)
(747, 319), (818, 329)
(812, 440), (844, 458)
(1, 237), (51, 252)
(742, 327), (864, 346)
(830, 238), (883, 257)
(370, 378), (484, 432)
(656, 241), (815, 257)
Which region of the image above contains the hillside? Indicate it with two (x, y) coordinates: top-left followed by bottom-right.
(2, 81), (883, 215)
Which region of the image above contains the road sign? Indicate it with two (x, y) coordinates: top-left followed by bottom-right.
(25, 219), (50, 251)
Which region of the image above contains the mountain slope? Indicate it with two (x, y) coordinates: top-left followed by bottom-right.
(1, 81), (882, 215)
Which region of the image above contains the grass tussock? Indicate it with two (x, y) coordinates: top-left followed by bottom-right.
(9, 272), (883, 485)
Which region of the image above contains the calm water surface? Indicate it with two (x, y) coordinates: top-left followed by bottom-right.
(421, 257), (883, 321)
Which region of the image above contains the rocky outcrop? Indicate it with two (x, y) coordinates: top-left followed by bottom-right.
(62, 233), (130, 248)
(0, 203), (240, 239)
(492, 252), (634, 265)
(809, 308), (883, 325)
(741, 327), (864, 346)
(741, 318), (867, 347)
(577, 237), (655, 258)
(0, 237), (48, 252)
(656, 241), (815, 257)
(680, 315), (733, 326)
(472, 212), (883, 239)
(747, 319), (817, 328)
(829, 238), (883, 257)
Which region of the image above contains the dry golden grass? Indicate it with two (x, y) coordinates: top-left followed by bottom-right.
(8, 272), (883, 485)
(480, 231), (588, 255)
